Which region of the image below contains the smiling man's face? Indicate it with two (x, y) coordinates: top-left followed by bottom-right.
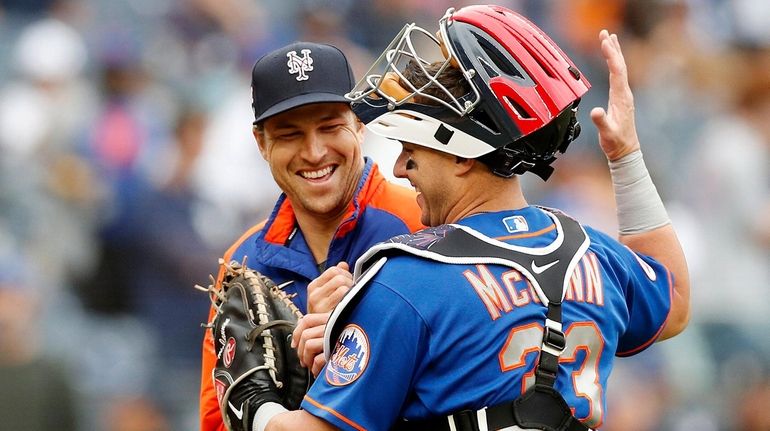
(256, 102), (365, 221)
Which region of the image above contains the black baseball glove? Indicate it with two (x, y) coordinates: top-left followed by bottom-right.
(200, 259), (308, 431)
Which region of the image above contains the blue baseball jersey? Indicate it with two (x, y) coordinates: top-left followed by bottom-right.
(302, 206), (673, 430)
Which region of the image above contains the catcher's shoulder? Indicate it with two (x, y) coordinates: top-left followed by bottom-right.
(365, 251), (434, 289)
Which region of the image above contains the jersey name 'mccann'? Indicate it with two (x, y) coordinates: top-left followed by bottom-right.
(465, 251), (604, 321)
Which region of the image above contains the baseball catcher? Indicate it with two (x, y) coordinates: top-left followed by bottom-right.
(197, 258), (309, 431)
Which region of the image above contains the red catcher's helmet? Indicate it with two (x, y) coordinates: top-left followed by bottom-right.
(347, 5), (591, 180)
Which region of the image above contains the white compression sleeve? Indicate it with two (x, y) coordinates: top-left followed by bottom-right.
(608, 150), (671, 235)
(252, 402), (288, 431)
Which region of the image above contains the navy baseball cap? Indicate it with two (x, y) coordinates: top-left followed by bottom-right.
(251, 42), (355, 123)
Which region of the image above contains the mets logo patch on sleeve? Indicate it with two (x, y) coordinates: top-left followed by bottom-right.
(325, 324), (369, 386)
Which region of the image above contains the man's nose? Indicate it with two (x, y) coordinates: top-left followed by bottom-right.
(393, 150), (409, 178)
(300, 131), (326, 162)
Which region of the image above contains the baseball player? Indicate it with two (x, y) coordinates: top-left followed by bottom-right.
(245, 5), (690, 431)
(198, 42), (423, 431)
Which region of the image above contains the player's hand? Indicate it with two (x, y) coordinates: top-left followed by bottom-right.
(292, 312), (330, 377)
(590, 29), (641, 162)
(307, 262), (353, 313)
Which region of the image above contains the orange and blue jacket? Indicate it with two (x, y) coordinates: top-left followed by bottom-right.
(199, 159), (423, 431)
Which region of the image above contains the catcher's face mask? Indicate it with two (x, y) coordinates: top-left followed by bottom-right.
(347, 5), (591, 179)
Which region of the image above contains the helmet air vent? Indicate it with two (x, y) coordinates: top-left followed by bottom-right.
(377, 112), (423, 128)
(477, 57), (500, 78)
(504, 96), (532, 119)
(469, 108), (501, 134)
(394, 112), (422, 121)
(473, 31), (524, 79)
(532, 54), (555, 79)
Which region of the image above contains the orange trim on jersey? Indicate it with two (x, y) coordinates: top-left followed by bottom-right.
(334, 200), (361, 239)
(226, 220), (267, 259)
(264, 199), (297, 244)
(214, 220), (267, 288)
(494, 224), (556, 241)
(303, 394), (367, 431)
(200, 320), (226, 431)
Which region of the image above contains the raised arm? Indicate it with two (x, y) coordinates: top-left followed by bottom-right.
(590, 30), (690, 340)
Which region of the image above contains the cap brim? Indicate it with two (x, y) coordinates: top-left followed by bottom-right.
(255, 93), (351, 123)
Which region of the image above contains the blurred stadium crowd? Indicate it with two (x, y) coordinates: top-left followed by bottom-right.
(0, 0), (768, 430)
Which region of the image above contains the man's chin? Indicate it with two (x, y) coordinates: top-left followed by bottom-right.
(298, 198), (348, 219)
(420, 214), (433, 227)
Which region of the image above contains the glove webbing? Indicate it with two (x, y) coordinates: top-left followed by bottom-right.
(246, 320), (296, 351)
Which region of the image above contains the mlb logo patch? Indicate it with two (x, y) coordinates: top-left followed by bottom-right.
(503, 215), (529, 233)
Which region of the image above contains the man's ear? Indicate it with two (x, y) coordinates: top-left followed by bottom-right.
(454, 156), (475, 176)
(253, 126), (268, 159)
(354, 117), (366, 140)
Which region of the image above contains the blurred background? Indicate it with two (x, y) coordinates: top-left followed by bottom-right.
(0, 0), (768, 430)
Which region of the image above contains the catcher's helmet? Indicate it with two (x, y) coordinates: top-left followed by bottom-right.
(347, 5), (590, 180)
